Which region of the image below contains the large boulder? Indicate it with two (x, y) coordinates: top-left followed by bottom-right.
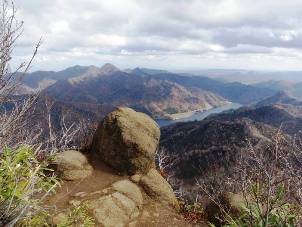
(53, 150), (93, 181)
(92, 107), (160, 174)
(139, 168), (178, 208)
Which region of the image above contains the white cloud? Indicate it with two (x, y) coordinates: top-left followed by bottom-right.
(51, 20), (70, 33)
(11, 0), (302, 71)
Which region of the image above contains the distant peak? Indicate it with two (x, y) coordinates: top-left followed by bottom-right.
(255, 90), (299, 108)
(72, 64), (82, 68)
(270, 90), (295, 101)
(61, 65), (87, 72)
(100, 63), (120, 74)
(274, 90), (290, 97)
(131, 67), (169, 76)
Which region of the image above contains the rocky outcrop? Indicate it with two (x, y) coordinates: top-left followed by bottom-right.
(90, 107), (178, 208)
(92, 107), (160, 175)
(139, 168), (178, 208)
(82, 171), (179, 226)
(51, 176), (187, 227)
(53, 150), (93, 181)
(49, 108), (181, 227)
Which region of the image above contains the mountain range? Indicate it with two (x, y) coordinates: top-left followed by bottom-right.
(41, 64), (227, 119)
(19, 63), (276, 122)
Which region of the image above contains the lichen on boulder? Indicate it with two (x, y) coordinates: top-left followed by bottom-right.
(92, 107), (160, 175)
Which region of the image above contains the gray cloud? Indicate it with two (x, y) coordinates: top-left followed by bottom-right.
(11, 0), (302, 70)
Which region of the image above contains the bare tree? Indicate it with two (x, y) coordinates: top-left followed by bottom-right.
(0, 0), (41, 150)
(42, 96), (88, 154)
(0, 0), (41, 97)
(0, 1), (92, 225)
(197, 130), (302, 226)
(0, 97), (42, 148)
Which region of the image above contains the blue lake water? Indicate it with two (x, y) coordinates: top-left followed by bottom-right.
(156, 102), (242, 127)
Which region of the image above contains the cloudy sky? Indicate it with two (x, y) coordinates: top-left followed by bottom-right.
(12, 0), (302, 71)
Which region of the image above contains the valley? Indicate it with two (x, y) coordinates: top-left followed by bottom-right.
(156, 102), (242, 127)
(159, 91), (302, 199)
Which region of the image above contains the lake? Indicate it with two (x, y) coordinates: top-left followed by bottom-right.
(156, 102), (242, 127)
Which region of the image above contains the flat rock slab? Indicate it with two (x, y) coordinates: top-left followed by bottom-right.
(112, 180), (143, 207)
(88, 180), (143, 227)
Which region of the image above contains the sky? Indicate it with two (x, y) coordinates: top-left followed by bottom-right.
(11, 0), (302, 71)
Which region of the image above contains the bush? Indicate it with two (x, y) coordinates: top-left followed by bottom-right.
(19, 204), (95, 227)
(223, 183), (301, 227)
(57, 204), (95, 227)
(0, 146), (58, 226)
(198, 132), (302, 226)
(17, 211), (50, 227)
(179, 200), (205, 224)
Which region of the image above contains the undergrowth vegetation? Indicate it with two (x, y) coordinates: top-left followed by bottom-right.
(170, 132), (302, 226)
(0, 146), (59, 226)
(57, 204), (95, 227)
(178, 201), (205, 224)
(177, 176), (301, 227)
(17, 204), (95, 227)
(222, 183), (301, 227)
(199, 132), (302, 226)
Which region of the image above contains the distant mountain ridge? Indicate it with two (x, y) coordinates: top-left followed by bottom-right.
(19, 63), (277, 121)
(23, 63), (276, 103)
(254, 80), (302, 100)
(23, 65), (91, 89)
(42, 65), (227, 119)
(255, 91), (302, 107)
(181, 69), (302, 84)
(131, 67), (275, 104)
